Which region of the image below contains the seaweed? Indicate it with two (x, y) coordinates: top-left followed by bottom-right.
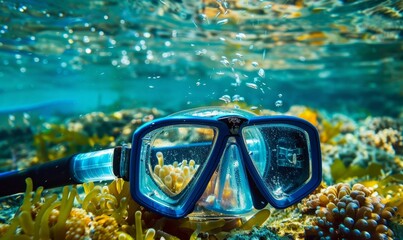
(33, 124), (114, 163)
(0, 178), (279, 240)
(330, 159), (383, 182)
(360, 174), (403, 219)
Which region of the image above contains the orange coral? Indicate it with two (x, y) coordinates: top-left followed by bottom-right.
(297, 108), (319, 127)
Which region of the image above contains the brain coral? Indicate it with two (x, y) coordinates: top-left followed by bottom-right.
(302, 183), (397, 239)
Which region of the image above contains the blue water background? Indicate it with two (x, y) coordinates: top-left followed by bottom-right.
(0, 0), (402, 121)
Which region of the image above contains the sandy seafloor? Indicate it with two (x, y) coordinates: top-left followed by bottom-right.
(0, 0), (402, 239)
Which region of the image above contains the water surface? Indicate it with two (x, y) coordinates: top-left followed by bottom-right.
(0, 0), (402, 117)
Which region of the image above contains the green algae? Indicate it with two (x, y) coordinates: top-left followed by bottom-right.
(330, 159), (383, 182)
(34, 124), (114, 162)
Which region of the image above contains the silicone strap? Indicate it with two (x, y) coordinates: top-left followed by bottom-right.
(0, 146), (132, 197)
(0, 155), (79, 196)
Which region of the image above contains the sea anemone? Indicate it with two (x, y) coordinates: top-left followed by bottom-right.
(303, 183), (397, 239)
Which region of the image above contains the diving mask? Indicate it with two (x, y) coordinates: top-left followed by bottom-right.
(0, 107), (322, 219)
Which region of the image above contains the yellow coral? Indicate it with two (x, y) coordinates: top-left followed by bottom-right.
(152, 152), (198, 195)
(239, 209), (271, 231)
(92, 214), (120, 240)
(297, 107), (319, 127)
(0, 177), (285, 240)
(65, 208), (91, 240)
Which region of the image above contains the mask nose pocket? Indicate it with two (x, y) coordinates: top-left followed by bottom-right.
(197, 138), (253, 214)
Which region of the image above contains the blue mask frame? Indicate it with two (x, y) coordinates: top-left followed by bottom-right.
(0, 107), (322, 219)
(129, 112), (321, 218)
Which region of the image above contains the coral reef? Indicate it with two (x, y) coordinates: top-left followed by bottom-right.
(0, 108), (164, 172)
(360, 173), (403, 220)
(0, 178), (155, 240)
(0, 177), (276, 240)
(1, 106), (402, 239)
(358, 117), (403, 155)
(302, 183), (397, 239)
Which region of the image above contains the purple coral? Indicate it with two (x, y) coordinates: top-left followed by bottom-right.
(303, 183), (396, 239)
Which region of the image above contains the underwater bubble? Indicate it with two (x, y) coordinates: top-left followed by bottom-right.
(219, 95), (231, 103)
(246, 82), (258, 89)
(234, 73), (241, 85)
(236, 33), (246, 40)
(18, 5), (27, 12)
(83, 36), (90, 43)
(8, 115), (15, 127)
(275, 100), (283, 107)
(217, 19), (228, 25)
(198, 13), (207, 21)
(258, 68), (265, 78)
(235, 53), (243, 58)
(278, 93), (282, 98)
(144, 32), (151, 38)
(23, 113), (30, 125)
(232, 95), (244, 102)
(195, 49), (207, 56)
(220, 58), (230, 67)
(121, 55), (130, 65)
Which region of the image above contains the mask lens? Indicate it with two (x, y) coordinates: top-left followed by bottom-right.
(243, 124), (312, 200)
(139, 125), (216, 199)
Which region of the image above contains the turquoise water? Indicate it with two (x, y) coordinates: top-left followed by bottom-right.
(0, 1), (402, 239)
(0, 0), (402, 118)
